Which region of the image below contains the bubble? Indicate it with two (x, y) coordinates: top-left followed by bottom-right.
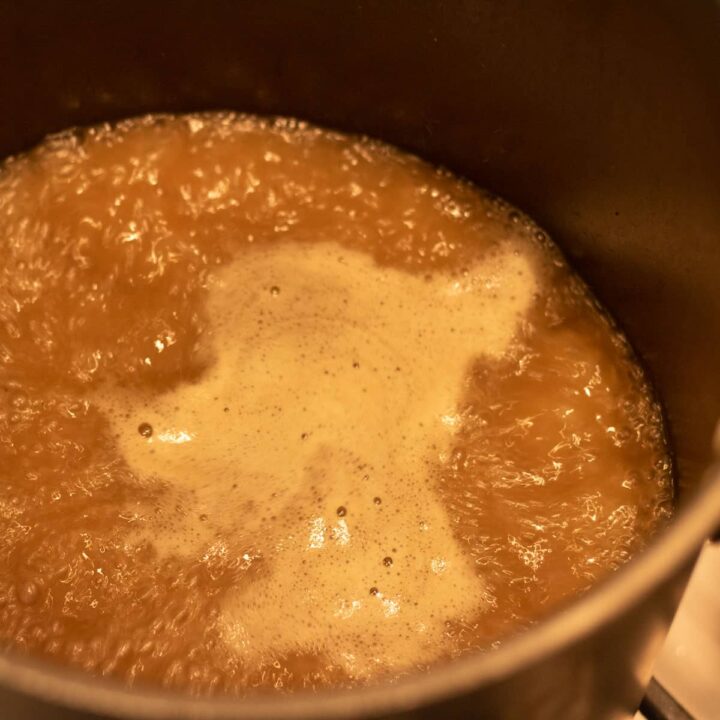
(270, 286), (280, 296)
(382, 556), (393, 567)
(138, 422), (153, 438)
(17, 580), (39, 605)
(10, 391), (28, 410)
(336, 506), (347, 517)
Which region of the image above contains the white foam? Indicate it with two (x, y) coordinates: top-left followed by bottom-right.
(97, 241), (537, 675)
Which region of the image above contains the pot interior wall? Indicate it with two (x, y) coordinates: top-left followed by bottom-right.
(1, 0), (719, 498)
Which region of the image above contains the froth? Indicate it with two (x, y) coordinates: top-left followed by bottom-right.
(97, 241), (537, 675)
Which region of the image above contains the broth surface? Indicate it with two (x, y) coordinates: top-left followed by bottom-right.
(0, 114), (671, 694)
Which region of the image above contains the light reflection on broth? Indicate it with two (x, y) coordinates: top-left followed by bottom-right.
(0, 113), (672, 694)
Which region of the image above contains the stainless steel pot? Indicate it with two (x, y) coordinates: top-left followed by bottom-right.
(1, 1), (719, 718)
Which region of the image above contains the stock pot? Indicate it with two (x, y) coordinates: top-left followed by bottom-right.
(1, 1), (719, 718)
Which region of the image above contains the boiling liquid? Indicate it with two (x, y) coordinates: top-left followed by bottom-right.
(0, 114), (671, 694)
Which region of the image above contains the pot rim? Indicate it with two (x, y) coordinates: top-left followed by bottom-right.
(1, 466), (719, 720)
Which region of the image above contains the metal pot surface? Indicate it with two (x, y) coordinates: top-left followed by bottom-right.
(0, 1), (719, 718)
